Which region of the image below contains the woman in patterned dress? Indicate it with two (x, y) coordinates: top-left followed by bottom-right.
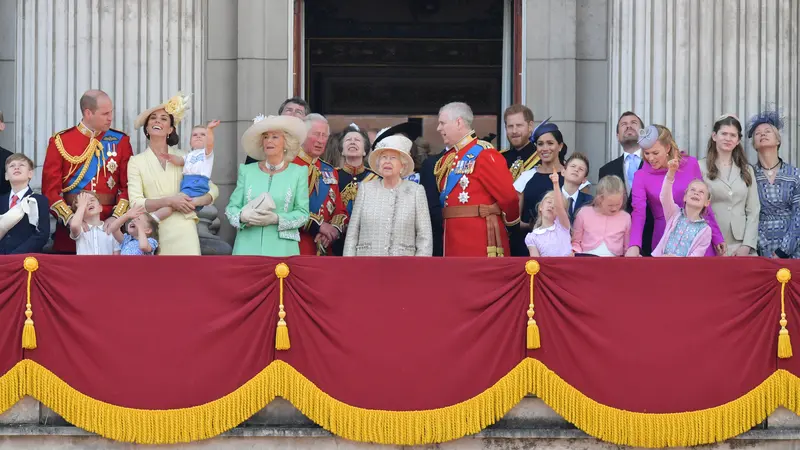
(225, 115), (310, 256)
(749, 110), (800, 258)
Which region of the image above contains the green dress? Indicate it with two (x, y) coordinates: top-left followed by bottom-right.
(225, 163), (310, 256)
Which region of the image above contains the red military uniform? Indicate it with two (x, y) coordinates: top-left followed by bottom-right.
(42, 122), (132, 253)
(435, 132), (520, 256)
(293, 150), (348, 255)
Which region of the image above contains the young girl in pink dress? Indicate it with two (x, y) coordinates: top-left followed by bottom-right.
(652, 159), (712, 257)
(525, 168), (572, 257)
(571, 175), (631, 256)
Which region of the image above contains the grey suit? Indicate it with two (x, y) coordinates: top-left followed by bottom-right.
(699, 158), (760, 255)
(343, 179), (433, 256)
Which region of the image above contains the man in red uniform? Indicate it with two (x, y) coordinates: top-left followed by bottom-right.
(42, 90), (133, 253)
(292, 113), (348, 255)
(434, 102), (520, 256)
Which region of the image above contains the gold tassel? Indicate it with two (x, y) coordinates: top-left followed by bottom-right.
(777, 268), (792, 359)
(22, 257), (39, 350)
(275, 263), (291, 350)
(525, 260), (541, 349)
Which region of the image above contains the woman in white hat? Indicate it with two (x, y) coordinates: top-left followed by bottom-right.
(128, 93), (219, 255)
(343, 134), (432, 256)
(225, 114), (310, 256)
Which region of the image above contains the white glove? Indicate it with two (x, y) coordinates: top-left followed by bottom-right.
(241, 209), (278, 227)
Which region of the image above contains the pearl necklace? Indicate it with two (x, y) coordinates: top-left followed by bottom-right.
(263, 160), (285, 172)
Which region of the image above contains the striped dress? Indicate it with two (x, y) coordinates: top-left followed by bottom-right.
(755, 161), (800, 258)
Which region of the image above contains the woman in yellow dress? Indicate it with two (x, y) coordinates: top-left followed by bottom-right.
(127, 94), (218, 255)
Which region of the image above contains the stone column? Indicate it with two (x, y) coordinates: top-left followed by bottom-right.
(0, 0), (16, 152)
(210, 0), (292, 244)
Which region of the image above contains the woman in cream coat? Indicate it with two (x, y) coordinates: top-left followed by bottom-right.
(700, 114), (760, 256)
(343, 134), (433, 256)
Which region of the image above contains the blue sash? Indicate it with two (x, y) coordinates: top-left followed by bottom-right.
(309, 161), (335, 213)
(65, 130), (122, 194)
(439, 143), (485, 207)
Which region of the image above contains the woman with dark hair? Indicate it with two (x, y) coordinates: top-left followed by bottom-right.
(700, 114), (759, 256)
(127, 93), (218, 255)
(749, 109), (800, 258)
(516, 120), (566, 231)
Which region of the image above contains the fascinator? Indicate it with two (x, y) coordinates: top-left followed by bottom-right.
(638, 125), (659, 150)
(747, 109), (785, 138)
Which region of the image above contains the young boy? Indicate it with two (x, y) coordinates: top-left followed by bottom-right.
(152, 120), (220, 222)
(0, 154), (50, 254)
(70, 190), (121, 255)
(561, 152), (593, 224)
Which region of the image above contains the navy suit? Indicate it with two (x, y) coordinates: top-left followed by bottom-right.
(0, 188), (50, 255)
(420, 150), (445, 257)
(567, 191), (593, 225)
(0, 146), (12, 196)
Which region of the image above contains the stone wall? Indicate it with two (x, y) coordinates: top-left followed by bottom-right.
(0, 1), (16, 152)
(2, 396), (800, 449)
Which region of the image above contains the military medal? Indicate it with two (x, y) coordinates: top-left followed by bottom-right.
(107, 143), (118, 157)
(459, 175), (470, 189)
(107, 159), (118, 174)
(458, 191), (470, 204)
(321, 171), (337, 185)
(327, 201), (335, 214)
(107, 177), (116, 190)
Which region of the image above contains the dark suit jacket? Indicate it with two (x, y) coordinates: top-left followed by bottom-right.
(0, 146), (12, 196)
(420, 150), (445, 257)
(568, 191), (594, 225)
(598, 155), (653, 256)
(0, 188), (51, 255)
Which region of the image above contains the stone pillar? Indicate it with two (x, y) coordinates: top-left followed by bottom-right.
(0, 0), (16, 152)
(575, 0), (610, 183)
(524, 0), (578, 169)
(206, 0), (240, 244)
(210, 0), (292, 244)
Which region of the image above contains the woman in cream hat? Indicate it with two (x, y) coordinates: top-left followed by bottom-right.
(342, 134), (432, 256)
(127, 93), (220, 255)
(225, 114), (310, 256)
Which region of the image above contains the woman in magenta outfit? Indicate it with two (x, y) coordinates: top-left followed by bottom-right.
(625, 125), (725, 257)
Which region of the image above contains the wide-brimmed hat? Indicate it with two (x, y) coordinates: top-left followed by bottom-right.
(134, 93), (191, 129)
(241, 114), (307, 162)
(368, 134), (415, 178)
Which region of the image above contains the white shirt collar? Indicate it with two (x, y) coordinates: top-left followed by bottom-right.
(10, 186), (29, 200)
(623, 148), (642, 159)
(561, 186), (580, 202)
(532, 223), (557, 234)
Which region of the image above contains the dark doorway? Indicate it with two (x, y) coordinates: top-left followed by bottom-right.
(304, 0), (505, 117)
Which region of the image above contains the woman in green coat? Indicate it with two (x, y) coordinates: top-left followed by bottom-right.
(225, 115), (310, 256)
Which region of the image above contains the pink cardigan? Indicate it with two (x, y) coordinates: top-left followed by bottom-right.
(651, 177), (712, 257)
(571, 206), (631, 256)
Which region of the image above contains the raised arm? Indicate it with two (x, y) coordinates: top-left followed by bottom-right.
(660, 159), (680, 221)
(690, 159), (723, 247)
(550, 169), (570, 230)
(10, 195), (50, 254)
(69, 194), (87, 239)
(205, 120), (220, 156)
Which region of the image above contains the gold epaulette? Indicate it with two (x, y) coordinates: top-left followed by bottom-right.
(50, 200), (74, 226)
(112, 199), (129, 218)
(433, 152), (457, 193)
(363, 172), (379, 183)
(341, 182), (358, 205)
(499, 148), (510, 154)
(477, 140), (495, 149)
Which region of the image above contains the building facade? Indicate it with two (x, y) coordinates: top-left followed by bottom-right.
(0, 0), (797, 243)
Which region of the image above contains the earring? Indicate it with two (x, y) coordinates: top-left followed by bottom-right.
(283, 149), (287, 154)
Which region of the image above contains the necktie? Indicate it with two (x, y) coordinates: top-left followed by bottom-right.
(626, 154), (640, 189)
(9, 195), (19, 209)
(567, 197), (574, 215)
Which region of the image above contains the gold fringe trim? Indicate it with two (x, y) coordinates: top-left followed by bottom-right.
(0, 358), (795, 447)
